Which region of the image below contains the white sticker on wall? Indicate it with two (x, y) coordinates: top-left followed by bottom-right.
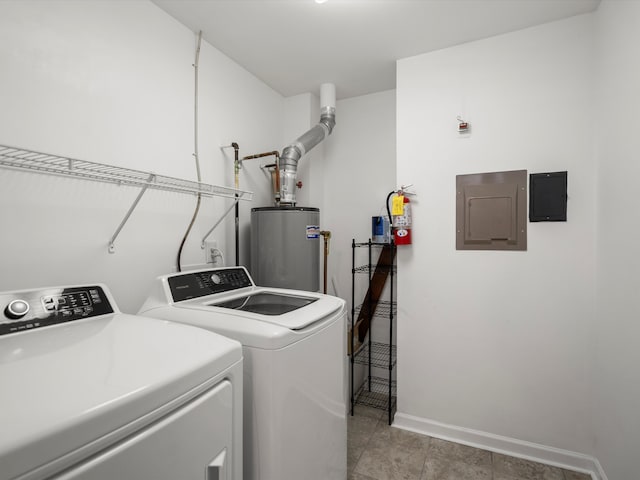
(306, 225), (320, 239)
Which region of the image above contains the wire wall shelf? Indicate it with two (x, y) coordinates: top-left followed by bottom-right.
(0, 145), (253, 200)
(0, 144), (253, 253)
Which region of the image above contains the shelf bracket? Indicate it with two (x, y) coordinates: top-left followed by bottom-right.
(201, 196), (240, 248)
(108, 174), (156, 254)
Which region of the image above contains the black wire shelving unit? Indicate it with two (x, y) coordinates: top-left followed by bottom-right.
(350, 239), (397, 425)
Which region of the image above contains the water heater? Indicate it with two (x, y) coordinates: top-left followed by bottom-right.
(250, 207), (320, 291)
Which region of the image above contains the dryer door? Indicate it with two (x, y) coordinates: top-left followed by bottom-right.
(54, 380), (234, 480)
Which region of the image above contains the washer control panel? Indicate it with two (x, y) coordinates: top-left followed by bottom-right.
(169, 268), (253, 302)
(1, 286), (114, 336)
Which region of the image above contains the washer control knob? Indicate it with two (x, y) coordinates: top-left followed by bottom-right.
(210, 274), (222, 285)
(5, 300), (30, 320)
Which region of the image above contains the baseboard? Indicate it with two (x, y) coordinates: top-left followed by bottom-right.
(393, 412), (602, 479)
(594, 458), (609, 480)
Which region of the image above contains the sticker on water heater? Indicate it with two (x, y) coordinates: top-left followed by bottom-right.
(306, 225), (320, 239)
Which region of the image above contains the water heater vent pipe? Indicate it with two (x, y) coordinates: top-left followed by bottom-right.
(279, 83), (336, 205)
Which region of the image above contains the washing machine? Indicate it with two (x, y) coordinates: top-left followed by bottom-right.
(0, 283), (243, 480)
(139, 266), (347, 480)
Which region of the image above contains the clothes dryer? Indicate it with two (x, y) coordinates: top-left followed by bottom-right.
(139, 267), (347, 480)
(0, 283), (242, 480)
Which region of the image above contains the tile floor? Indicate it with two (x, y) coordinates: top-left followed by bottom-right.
(348, 405), (593, 480)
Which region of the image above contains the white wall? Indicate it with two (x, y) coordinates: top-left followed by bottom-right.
(396, 13), (597, 457)
(5, 2), (638, 477)
(321, 90), (396, 393)
(593, 1), (640, 478)
(0, 0), (282, 313)
(322, 90), (397, 303)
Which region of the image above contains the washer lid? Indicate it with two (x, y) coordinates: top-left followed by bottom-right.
(212, 291), (319, 316)
(204, 288), (344, 330)
(0, 313), (242, 480)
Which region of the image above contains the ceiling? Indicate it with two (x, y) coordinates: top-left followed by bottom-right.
(151, 0), (600, 100)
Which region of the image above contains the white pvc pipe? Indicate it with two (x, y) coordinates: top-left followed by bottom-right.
(320, 83), (336, 110)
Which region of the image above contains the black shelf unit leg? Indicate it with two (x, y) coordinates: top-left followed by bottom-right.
(350, 239), (355, 417)
(367, 239), (373, 392)
(388, 241), (395, 425)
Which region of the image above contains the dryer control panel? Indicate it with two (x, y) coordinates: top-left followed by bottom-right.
(169, 268), (253, 302)
(0, 286), (114, 336)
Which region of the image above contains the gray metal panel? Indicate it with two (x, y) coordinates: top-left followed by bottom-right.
(456, 170), (527, 251)
(250, 207), (320, 291)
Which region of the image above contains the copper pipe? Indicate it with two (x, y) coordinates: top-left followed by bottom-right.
(244, 150), (280, 204)
(242, 150), (279, 160)
(275, 153), (280, 196)
(320, 230), (331, 294)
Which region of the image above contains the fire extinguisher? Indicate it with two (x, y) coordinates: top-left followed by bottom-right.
(388, 189), (412, 245)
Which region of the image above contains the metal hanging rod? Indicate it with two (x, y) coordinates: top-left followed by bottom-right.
(0, 144), (254, 252)
(201, 197), (239, 248)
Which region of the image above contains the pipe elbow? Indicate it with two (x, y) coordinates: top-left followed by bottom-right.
(321, 107), (336, 135)
(280, 144), (303, 168)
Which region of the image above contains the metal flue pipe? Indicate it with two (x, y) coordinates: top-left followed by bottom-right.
(279, 83), (336, 205)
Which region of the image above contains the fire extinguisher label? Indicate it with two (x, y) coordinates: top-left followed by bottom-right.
(392, 195), (405, 216)
(306, 225), (320, 239)
(394, 216), (411, 227)
(397, 229), (409, 237)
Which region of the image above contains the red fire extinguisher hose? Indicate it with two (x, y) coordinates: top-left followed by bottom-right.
(385, 190), (395, 230)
